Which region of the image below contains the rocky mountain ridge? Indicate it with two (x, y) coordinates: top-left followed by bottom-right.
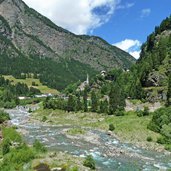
(0, 0), (135, 72)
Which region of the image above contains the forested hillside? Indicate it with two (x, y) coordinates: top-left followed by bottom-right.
(0, 0), (135, 90)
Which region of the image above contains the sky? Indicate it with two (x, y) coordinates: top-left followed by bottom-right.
(23, 0), (171, 59)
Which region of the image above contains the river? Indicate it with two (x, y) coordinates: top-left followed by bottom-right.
(6, 106), (171, 171)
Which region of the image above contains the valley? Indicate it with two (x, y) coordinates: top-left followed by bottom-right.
(0, 0), (171, 170)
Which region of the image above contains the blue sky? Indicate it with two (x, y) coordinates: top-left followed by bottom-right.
(92, 0), (171, 58)
(23, 0), (171, 59)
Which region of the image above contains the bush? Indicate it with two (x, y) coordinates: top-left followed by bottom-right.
(143, 106), (150, 116)
(33, 139), (47, 152)
(42, 116), (47, 122)
(109, 124), (115, 131)
(146, 136), (153, 142)
(156, 136), (166, 144)
(165, 144), (171, 151)
(28, 108), (32, 113)
(70, 166), (79, 171)
(2, 138), (11, 155)
(0, 110), (10, 123)
(83, 155), (96, 170)
(115, 110), (124, 116)
(2, 127), (22, 143)
(3, 101), (16, 109)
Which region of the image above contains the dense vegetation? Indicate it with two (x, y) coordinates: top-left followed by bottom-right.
(0, 75), (40, 108)
(0, 110), (10, 124)
(0, 127), (47, 170)
(148, 107), (171, 150)
(0, 50), (97, 90)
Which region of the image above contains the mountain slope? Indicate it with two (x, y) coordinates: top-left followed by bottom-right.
(137, 15), (171, 87)
(0, 0), (135, 90)
(135, 15), (171, 102)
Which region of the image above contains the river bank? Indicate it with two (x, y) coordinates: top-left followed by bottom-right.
(31, 107), (165, 152)
(5, 106), (171, 170)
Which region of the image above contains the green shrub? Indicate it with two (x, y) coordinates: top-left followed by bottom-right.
(5, 145), (35, 164)
(0, 110), (10, 123)
(156, 136), (166, 144)
(28, 108), (32, 113)
(146, 136), (153, 142)
(83, 155), (96, 170)
(70, 166), (79, 171)
(165, 144), (171, 151)
(42, 116), (47, 122)
(3, 101), (16, 109)
(2, 127), (22, 143)
(137, 110), (143, 117)
(2, 138), (11, 155)
(109, 124), (115, 131)
(143, 106), (150, 116)
(115, 110), (124, 116)
(33, 139), (47, 152)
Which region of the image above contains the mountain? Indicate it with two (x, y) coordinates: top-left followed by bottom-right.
(135, 15), (171, 101)
(0, 0), (135, 90)
(138, 15), (171, 86)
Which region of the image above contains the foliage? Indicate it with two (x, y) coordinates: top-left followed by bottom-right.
(2, 138), (11, 155)
(2, 127), (22, 143)
(67, 94), (77, 112)
(166, 74), (171, 106)
(137, 107), (150, 117)
(67, 128), (85, 135)
(109, 123), (115, 131)
(148, 107), (171, 147)
(0, 127), (36, 171)
(83, 155), (96, 170)
(146, 136), (153, 142)
(109, 84), (125, 115)
(91, 90), (98, 112)
(99, 99), (108, 114)
(83, 86), (88, 112)
(33, 139), (47, 153)
(0, 110), (10, 123)
(0, 76), (41, 108)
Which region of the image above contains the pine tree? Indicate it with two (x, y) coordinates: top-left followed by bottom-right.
(99, 99), (108, 113)
(167, 75), (171, 106)
(83, 86), (88, 112)
(76, 94), (82, 111)
(67, 94), (76, 112)
(109, 84), (125, 115)
(91, 90), (98, 112)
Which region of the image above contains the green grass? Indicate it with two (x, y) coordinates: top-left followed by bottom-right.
(33, 108), (161, 149)
(67, 128), (86, 135)
(3, 75), (59, 95)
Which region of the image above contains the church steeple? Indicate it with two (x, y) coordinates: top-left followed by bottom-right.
(86, 74), (89, 85)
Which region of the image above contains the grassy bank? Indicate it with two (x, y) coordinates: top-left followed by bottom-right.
(32, 108), (162, 151)
(3, 75), (59, 95)
(0, 126), (89, 171)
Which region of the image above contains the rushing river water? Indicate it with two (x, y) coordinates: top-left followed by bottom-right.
(6, 106), (171, 171)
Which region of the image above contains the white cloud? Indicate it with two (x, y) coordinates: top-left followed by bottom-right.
(141, 8), (151, 18)
(130, 51), (141, 59)
(116, 2), (134, 10)
(113, 39), (141, 59)
(23, 0), (119, 34)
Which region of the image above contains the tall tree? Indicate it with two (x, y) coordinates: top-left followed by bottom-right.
(91, 90), (98, 112)
(83, 86), (88, 112)
(67, 94), (76, 112)
(99, 99), (108, 114)
(109, 84), (125, 115)
(76, 94), (83, 111)
(167, 75), (171, 106)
